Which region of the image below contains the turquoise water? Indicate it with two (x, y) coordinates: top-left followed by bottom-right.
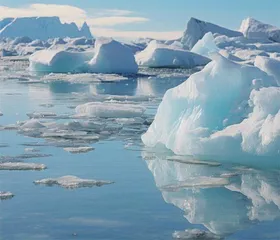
(0, 58), (280, 240)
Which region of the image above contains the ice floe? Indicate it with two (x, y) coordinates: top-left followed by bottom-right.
(0, 191), (14, 200)
(63, 146), (94, 154)
(34, 175), (113, 189)
(173, 229), (223, 239)
(75, 102), (146, 118)
(0, 162), (46, 170)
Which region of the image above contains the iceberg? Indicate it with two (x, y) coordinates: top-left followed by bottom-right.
(88, 38), (138, 74)
(75, 102), (146, 118)
(136, 40), (210, 68)
(142, 53), (280, 159)
(181, 17), (243, 49)
(254, 56), (280, 85)
(240, 18), (280, 42)
(172, 229), (222, 239)
(0, 17), (92, 40)
(34, 175), (114, 189)
(29, 49), (93, 73)
(191, 32), (219, 58)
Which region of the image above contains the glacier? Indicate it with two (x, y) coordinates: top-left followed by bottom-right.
(136, 40), (210, 68)
(142, 53), (280, 159)
(0, 17), (92, 40)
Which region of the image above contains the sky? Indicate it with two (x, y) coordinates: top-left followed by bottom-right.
(0, 0), (280, 40)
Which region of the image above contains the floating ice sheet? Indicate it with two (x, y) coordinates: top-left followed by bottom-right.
(167, 156), (221, 167)
(172, 229), (223, 239)
(0, 162), (46, 170)
(63, 146), (94, 154)
(75, 102), (146, 118)
(0, 191), (14, 200)
(34, 175), (114, 189)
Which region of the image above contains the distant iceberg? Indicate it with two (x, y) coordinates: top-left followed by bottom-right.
(240, 17), (280, 43)
(0, 17), (92, 40)
(136, 40), (210, 68)
(181, 17), (243, 49)
(142, 53), (280, 158)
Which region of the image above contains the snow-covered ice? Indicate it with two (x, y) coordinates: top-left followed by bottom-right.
(34, 175), (113, 189)
(75, 102), (146, 118)
(0, 162), (47, 170)
(136, 40), (210, 68)
(254, 55), (280, 85)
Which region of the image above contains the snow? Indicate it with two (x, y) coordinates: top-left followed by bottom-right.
(191, 32), (219, 58)
(240, 17), (280, 42)
(254, 56), (280, 85)
(136, 40), (210, 68)
(63, 146), (94, 154)
(29, 49), (93, 73)
(34, 175), (113, 189)
(181, 17), (243, 50)
(0, 17), (92, 40)
(0, 162), (47, 170)
(88, 38), (138, 74)
(142, 53), (280, 159)
(75, 102), (146, 118)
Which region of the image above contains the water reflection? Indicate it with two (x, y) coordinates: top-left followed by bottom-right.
(49, 81), (89, 94)
(142, 150), (280, 238)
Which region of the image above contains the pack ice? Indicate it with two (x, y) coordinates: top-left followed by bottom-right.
(142, 53), (280, 158)
(136, 40), (210, 68)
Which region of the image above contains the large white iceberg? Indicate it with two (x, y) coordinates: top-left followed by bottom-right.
(136, 40), (210, 68)
(0, 17), (92, 40)
(142, 53), (280, 159)
(181, 17), (243, 49)
(29, 49), (93, 73)
(240, 18), (280, 42)
(88, 38), (138, 74)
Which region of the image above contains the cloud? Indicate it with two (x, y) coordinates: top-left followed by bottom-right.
(0, 4), (182, 40)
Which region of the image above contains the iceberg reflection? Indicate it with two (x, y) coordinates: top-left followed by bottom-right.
(142, 150), (280, 237)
